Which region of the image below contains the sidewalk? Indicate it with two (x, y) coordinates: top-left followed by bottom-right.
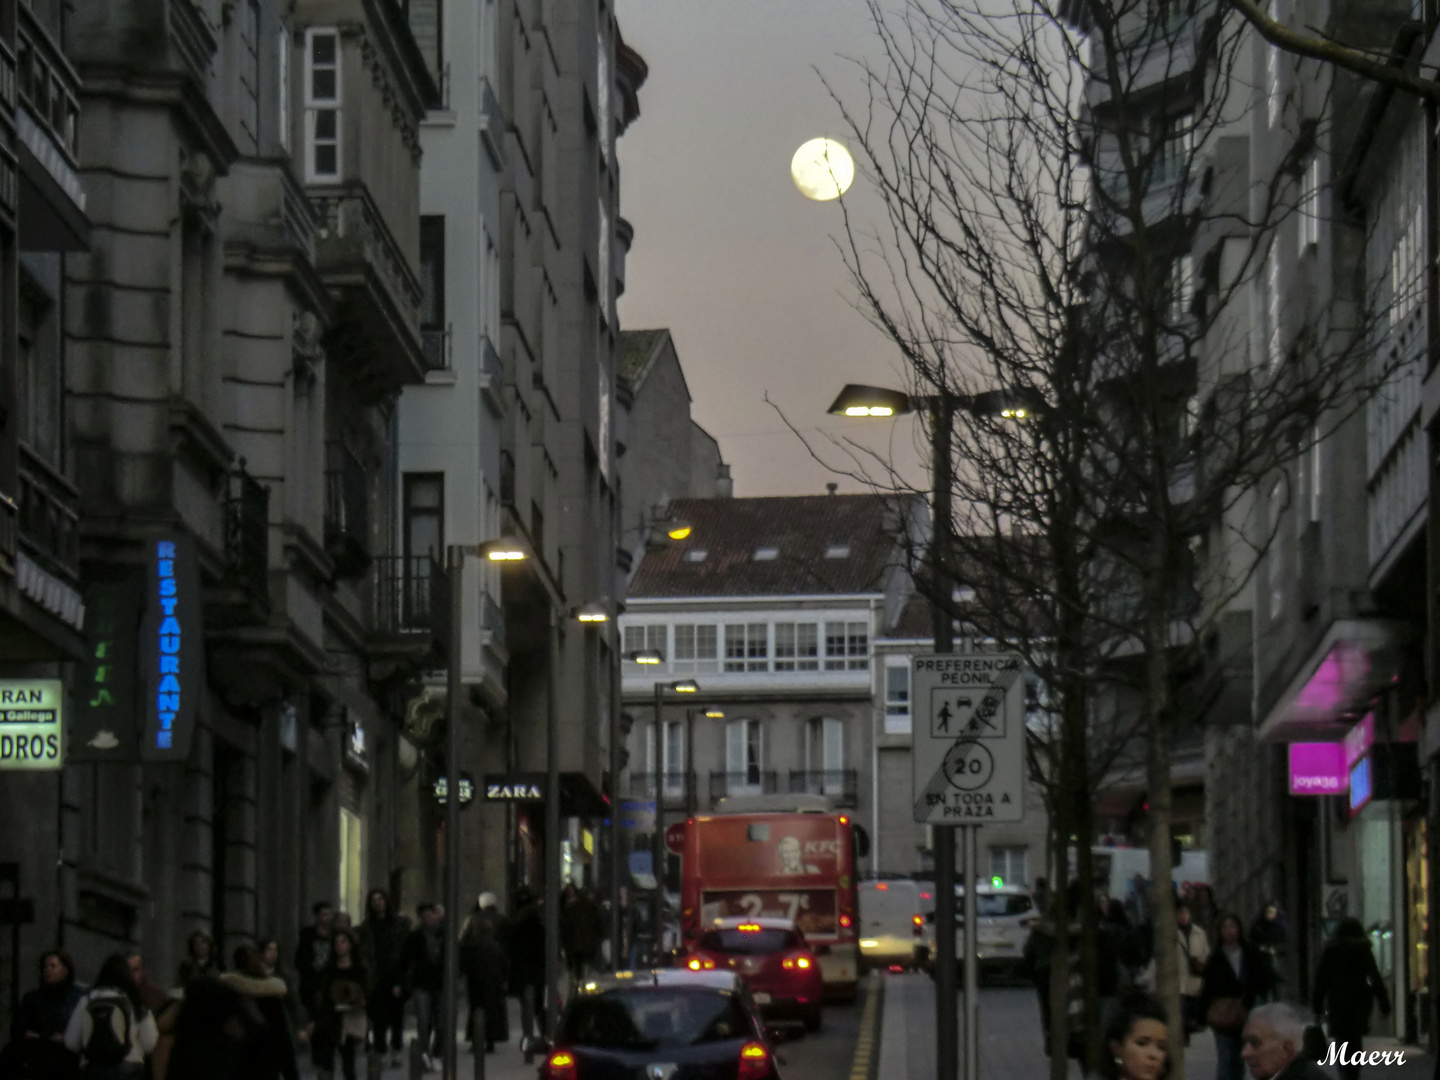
(877, 974), (1432, 1080)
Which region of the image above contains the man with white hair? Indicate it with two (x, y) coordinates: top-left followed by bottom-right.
(1242, 1003), (1328, 1080)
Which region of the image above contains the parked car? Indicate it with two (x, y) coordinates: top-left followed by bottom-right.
(525, 969), (782, 1080)
(858, 879), (929, 972)
(685, 917), (824, 1032)
(924, 883), (1037, 981)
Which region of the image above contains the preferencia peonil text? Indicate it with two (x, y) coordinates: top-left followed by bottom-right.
(1318, 1043), (1406, 1067)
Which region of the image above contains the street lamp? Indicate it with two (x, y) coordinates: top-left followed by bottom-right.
(647, 675), (700, 963)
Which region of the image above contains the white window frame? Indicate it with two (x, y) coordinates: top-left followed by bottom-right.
(278, 27), (291, 153)
(623, 624), (667, 667)
(724, 623), (769, 672)
(824, 621), (869, 671)
(804, 718), (845, 796)
(990, 846), (1028, 888)
(725, 719), (764, 794)
(1298, 156), (1319, 253)
(673, 623), (719, 675)
(774, 622), (819, 671)
(304, 27), (341, 183)
(1168, 253), (1194, 324)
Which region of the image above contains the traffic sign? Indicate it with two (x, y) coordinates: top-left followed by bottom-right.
(665, 821), (687, 854)
(912, 653), (1025, 824)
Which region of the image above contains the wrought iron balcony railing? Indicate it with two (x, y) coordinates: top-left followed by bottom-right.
(709, 771), (779, 803)
(224, 466), (270, 610)
(788, 769), (859, 808)
(372, 554), (448, 640)
(18, 446), (78, 582)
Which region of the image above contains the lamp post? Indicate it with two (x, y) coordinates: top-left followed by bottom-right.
(827, 383), (1040, 1080)
(440, 539), (527, 1080)
(652, 677), (698, 962)
(568, 602), (619, 972)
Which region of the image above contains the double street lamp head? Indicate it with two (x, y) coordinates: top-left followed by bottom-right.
(828, 383), (1048, 423)
(629, 650), (664, 665)
(478, 538), (529, 562)
(671, 680), (700, 693)
(827, 384), (913, 418)
(573, 602), (609, 623)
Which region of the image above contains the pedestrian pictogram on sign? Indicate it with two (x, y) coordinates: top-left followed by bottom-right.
(912, 653), (1026, 824)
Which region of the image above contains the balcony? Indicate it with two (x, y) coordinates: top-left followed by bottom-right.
(481, 590), (506, 650)
(223, 466), (270, 614)
(11, 448), (82, 632)
(16, 3), (87, 250)
(709, 771), (779, 803)
(421, 324), (450, 372)
(309, 185), (426, 398)
(628, 771), (695, 810)
(479, 75), (506, 169)
(324, 445), (371, 578)
(371, 555), (449, 664)
(788, 769), (859, 808)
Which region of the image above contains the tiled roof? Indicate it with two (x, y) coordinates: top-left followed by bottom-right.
(617, 329), (671, 390)
(629, 494), (913, 599)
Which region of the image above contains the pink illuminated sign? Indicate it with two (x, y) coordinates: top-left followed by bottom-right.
(1344, 713), (1374, 769)
(1289, 742), (1349, 796)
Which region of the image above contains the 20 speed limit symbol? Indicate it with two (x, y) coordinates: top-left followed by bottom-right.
(942, 740), (994, 791)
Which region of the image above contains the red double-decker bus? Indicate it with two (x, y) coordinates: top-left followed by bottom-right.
(679, 795), (860, 1000)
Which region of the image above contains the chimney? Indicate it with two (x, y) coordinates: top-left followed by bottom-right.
(826, 483), (838, 495)
(715, 463), (733, 499)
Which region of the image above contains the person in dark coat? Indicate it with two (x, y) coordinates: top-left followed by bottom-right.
(507, 886), (547, 1042)
(1199, 913), (1273, 1080)
(176, 931), (221, 986)
(0, 949), (85, 1080)
(1312, 918), (1391, 1080)
(219, 944), (299, 1080)
(460, 892), (511, 1052)
(561, 887), (605, 982)
(293, 901), (335, 1028)
(166, 975), (252, 1080)
(312, 930), (369, 1080)
(1023, 917), (1059, 1056)
(401, 903), (445, 1068)
(1249, 902), (1288, 1002)
(357, 889), (409, 1065)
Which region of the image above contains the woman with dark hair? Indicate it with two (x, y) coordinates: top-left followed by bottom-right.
(0, 950), (85, 1079)
(63, 954), (159, 1079)
(312, 928), (369, 1080)
(176, 931), (220, 986)
(1198, 913), (1273, 1080)
(258, 938), (308, 1048)
(358, 888), (409, 1067)
(1097, 991), (1171, 1080)
(1313, 918), (1391, 1080)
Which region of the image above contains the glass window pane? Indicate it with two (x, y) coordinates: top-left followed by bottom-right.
(311, 33), (336, 66)
(312, 68), (337, 100)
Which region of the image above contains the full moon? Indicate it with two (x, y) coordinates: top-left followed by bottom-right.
(791, 138), (855, 201)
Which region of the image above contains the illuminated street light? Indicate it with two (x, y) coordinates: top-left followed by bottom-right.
(573, 603), (609, 623)
(671, 680), (699, 693)
(629, 650), (663, 665)
(477, 538), (528, 561)
(704, 709), (725, 719)
(791, 138), (856, 201)
(666, 522), (693, 541)
(827, 384), (914, 418)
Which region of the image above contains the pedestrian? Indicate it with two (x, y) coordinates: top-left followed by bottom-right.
(1032, 876), (1051, 917)
(1172, 902), (1211, 1044)
(460, 892), (511, 1052)
(176, 931), (220, 986)
(1022, 913), (1059, 1056)
(294, 900), (335, 1029)
(1192, 886), (1218, 939)
(402, 901), (446, 1069)
(508, 886), (548, 1041)
(220, 943), (299, 1080)
(1103, 898), (1149, 989)
(0, 949), (85, 1080)
(163, 974), (252, 1080)
(1098, 990), (1171, 1080)
(1125, 874), (1151, 930)
(1312, 917), (1391, 1080)
(125, 950), (181, 1079)
(1249, 902), (1288, 1001)
(1241, 1002), (1329, 1080)
(64, 953), (160, 1080)
(334, 911), (353, 935)
(258, 938), (307, 1049)
(561, 887), (605, 984)
(1198, 913), (1273, 1080)
(358, 888), (410, 1067)
(312, 928), (369, 1080)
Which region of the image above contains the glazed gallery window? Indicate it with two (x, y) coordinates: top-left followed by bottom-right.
(824, 621), (869, 671)
(673, 624), (719, 674)
(305, 29), (341, 181)
(773, 622), (819, 671)
(724, 623), (769, 672)
(623, 624), (667, 661)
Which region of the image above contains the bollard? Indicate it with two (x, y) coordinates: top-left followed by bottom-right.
(408, 1036), (425, 1080)
(471, 1007), (486, 1080)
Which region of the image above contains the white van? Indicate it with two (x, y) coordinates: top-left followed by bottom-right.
(1086, 847), (1210, 902)
(858, 879), (928, 972)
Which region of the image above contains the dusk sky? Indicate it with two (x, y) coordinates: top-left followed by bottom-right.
(615, 0), (928, 498)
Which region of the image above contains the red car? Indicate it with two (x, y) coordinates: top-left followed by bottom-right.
(683, 917), (824, 1032)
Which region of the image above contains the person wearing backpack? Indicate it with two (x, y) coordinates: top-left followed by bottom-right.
(63, 954), (158, 1079)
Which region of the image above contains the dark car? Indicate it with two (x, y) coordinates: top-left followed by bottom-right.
(685, 918), (824, 1032)
(528, 969), (782, 1080)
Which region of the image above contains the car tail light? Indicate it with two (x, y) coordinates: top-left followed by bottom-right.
(781, 953), (814, 970)
(544, 1050), (578, 1080)
(913, 914), (924, 937)
(839, 911), (854, 936)
(738, 1042), (771, 1080)
(686, 956), (716, 971)
(737, 924), (761, 933)
(876, 882), (888, 891)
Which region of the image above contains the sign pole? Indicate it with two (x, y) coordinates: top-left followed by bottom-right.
(962, 824), (979, 1080)
(935, 827), (958, 1080)
(651, 680), (665, 959)
(443, 547), (463, 1080)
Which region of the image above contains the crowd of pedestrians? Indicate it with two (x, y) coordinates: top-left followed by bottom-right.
(0, 881), (611, 1080)
(1024, 881), (1395, 1080)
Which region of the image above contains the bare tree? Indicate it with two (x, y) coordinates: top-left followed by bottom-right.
(801, 1), (1396, 1076)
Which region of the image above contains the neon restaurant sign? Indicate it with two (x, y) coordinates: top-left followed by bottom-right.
(140, 536), (203, 761)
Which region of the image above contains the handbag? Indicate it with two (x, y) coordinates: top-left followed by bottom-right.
(1206, 997), (1247, 1031)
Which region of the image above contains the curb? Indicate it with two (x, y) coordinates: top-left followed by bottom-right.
(849, 972), (884, 1080)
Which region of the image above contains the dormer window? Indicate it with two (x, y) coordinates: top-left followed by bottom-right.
(683, 549), (708, 563)
(753, 546), (779, 561)
(824, 543), (850, 559)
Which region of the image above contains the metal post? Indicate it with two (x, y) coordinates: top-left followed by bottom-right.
(443, 547), (464, 1080)
(685, 708), (697, 817)
(651, 680), (665, 961)
(608, 623), (623, 970)
(962, 824), (979, 1080)
(929, 395), (959, 1080)
(545, 609), (563, 1036)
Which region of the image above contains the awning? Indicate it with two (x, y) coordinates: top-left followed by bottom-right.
(1258, 620), (1407, 742)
